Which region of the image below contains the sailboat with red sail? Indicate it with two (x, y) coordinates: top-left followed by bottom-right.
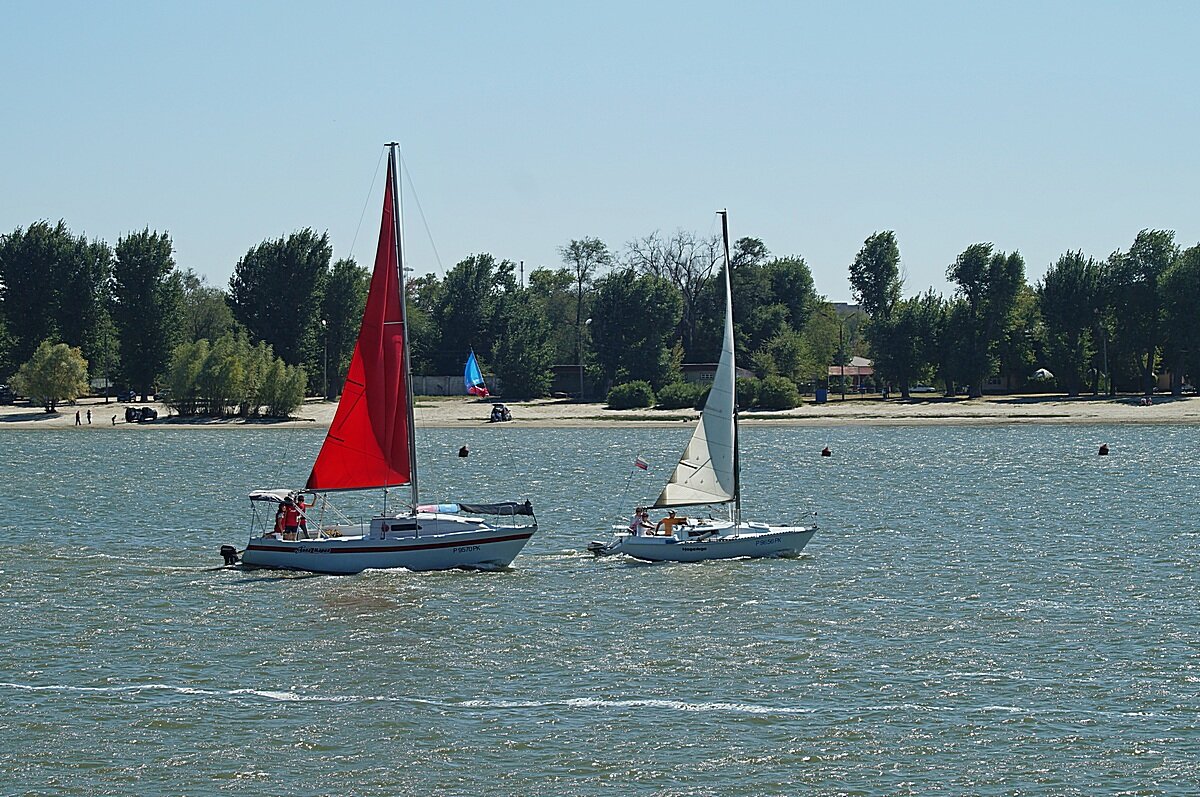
(230, 144), (537, 574)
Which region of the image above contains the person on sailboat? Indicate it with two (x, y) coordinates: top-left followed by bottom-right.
(655, 510), (687, 537)
(628, 507), (652, 536)
(282, 496), (308, 540)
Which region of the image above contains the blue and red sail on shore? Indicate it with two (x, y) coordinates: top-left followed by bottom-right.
(464, 350), (489, 397)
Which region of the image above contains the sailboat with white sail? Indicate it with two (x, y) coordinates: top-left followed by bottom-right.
(587, 211), (816, 562)
(224, 144), (537, 574)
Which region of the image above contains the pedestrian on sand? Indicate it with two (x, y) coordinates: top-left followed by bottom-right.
(75, 410), (81, 426)
(87, 409), (91, 424)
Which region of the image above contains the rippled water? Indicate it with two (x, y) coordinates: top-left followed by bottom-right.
(2, 423), (1198, 795)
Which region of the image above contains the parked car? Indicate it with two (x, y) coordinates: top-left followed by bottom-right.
(910, 384), (937, 393)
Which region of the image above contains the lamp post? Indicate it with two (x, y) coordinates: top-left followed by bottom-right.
(579, 318), (592, 401)
(320, 318), (328, 401)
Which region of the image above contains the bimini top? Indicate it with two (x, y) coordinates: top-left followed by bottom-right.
(248, 489), (300, 504)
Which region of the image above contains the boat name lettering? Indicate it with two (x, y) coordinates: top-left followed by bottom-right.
(294, 546), (327, 554)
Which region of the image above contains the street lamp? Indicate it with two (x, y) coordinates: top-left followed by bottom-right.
(320, 318), (328, 401)
(579, 318), (592, 401)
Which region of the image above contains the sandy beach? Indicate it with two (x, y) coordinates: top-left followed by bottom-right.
(3, 392), (1198, 429)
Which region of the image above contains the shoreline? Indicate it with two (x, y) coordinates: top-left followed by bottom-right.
(2, 393), (1198, 430)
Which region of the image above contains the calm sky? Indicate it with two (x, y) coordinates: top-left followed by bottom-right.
(2, 1), (1197, 300)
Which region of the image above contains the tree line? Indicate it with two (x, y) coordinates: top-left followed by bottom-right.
(1, 219), (1197, 414)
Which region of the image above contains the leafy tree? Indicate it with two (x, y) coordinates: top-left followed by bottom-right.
(559, 237), (612, 372)
(591, 269), (682, 390)
(405, 272), (442, 375)
(0, 221), (112, 370)
(490, 288), (555, 400)
(1161, 244), (1200, 395)
(526, 267), (580, 364)
(165, 333), (304, 417)
(1106, 229), (1177, 395)
(946, 244), (1026, 397)
(319, 257), (369, 397)
(12, 340), (89, 412)
(176, 269), (239, 344)
(849, 231), (902, 320)
(871, 291), (943, 398)
(228, 229), (331, 366)
(112, 229), (182, 399)
(626, 230), (720, 359)
(430, 254), (515, 374)
(1037, 251), (1101, 396)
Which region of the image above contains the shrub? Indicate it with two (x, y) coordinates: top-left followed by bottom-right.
(655, 381), (705, 409)
(757, 375), (800, 409)
(736, 377), (760, 410)
(607, 380), (655, 409)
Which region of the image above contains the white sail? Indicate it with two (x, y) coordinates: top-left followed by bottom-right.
(655, 241), (737, 508)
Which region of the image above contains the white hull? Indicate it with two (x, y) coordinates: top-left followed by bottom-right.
(240, 513), (535, 574)
(589, 521), (815, 563)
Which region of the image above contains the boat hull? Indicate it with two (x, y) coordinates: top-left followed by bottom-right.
(589, 523), (814, 563)
(241, 524), (535, 574)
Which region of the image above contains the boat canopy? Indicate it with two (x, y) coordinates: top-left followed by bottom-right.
(248, 489), (301, 504)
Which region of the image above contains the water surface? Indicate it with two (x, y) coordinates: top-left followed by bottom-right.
(2, 424), (1198, 795)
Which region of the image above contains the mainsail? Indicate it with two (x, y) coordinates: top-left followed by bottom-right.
(464, 350), (489, 397)
(654, 217), (738, 508)
(306, 157), (411, 492)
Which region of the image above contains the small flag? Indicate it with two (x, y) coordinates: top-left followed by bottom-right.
(634, 456), (649, 470)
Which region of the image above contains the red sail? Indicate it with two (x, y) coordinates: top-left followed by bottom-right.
(306, 160), (411, 491)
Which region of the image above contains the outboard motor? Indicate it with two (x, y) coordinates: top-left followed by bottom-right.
(220, 545), (240, 566)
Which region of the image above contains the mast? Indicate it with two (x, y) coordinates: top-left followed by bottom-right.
(388, 142), (419, 510)
(719, 209), (742, 523)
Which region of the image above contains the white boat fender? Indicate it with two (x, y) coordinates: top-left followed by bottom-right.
(220, 545), (241, 566)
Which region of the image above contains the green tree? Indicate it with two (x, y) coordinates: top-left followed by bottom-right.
(1161, 244), (1200, 395)
(1036, 251), (1101, 396)
(319, 257), (369, 398)
(12, 340), (89, 412)
(559, 237), (611, 374)
(526, 267), (579, 364)
(1107, 229), (1177, 395)
(431, 254), (515, 374)
(112, 229), (182, 399)
(591, 269), (682, 390)
(491, 288), (555, 400)
(946, 243), (1026, 397)
(0, 221), (112, 371)
(176, 269), (239, 344)
(626, 230), (720, 359)
(871, 291), (944, 398)
(228, 229), (331, 366)
(849, 231), (902, 320)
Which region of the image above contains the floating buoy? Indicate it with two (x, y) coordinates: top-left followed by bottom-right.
(821, 446), (832, 457)
(1098, 444), (1109, 456)
(458, 445), (469, 458)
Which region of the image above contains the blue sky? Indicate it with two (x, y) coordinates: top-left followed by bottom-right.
(2, 1), (1197, 300)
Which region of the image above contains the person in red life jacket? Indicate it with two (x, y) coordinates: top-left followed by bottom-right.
(282, 496), (309, 539)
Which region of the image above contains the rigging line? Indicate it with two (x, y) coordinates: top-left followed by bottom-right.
(349, 148), (387, 263)
(398, 150), (446, 275)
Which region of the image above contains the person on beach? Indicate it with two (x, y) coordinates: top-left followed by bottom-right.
(87, 409), (91, 424)
(75, 411), (81, 426)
